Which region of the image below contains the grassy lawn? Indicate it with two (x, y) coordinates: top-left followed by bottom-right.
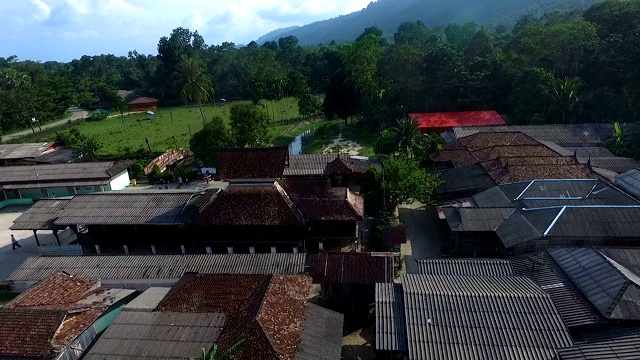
(17, 98), (307, 157)
(302, 119), (376, 157)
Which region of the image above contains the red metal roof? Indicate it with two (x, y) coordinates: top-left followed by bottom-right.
(127, 96), (159, 105)
(410, 110), (506, 129)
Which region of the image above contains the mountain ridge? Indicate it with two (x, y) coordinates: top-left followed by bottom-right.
(255, 0), (604, 45)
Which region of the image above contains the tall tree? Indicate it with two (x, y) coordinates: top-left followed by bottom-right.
(189, 116), (232, 165)
(392, 117), (424, 158)
(229, 103), (271, 147)
(174, 55), (213, 122)
(381, 157), (441, 213)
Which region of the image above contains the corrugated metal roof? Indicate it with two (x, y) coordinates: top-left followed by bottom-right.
(445, 207), (514, 232)
(294, 303), (344, 360)
(122, 287), (171, 312)
(449, 123), (616, 146)
(284, 153), (340, 176)
(584, 157), (639, 174)
(7, 253), (307, 282)
(401, 274), (573, 360)
(616, 169), (640, 200)
(10, 198), (71, 230)
(402, 274), (573, 359)
(496, 211), (543, 247)
(53, 191), (206, 226)
(0, 142), (55, 160)
(0, 162), (121, 183)
(472, 186), (512, 207)
(549, 247), (640, 320)
(84, 311), (226, 359)
(545, 207), (640, 238)
(510, 251), (605, 328)
(410, 110), (506, 129)
(434, 165), (496, 195)
(557, 326), (640, 359)
(416, 259), (514, 276)
(375, 283), (407, 352)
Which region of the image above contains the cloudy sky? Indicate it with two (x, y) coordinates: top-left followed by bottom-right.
(0, 0), (372, 62)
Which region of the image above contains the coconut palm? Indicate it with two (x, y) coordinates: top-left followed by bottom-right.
(392, 116), (424, 158)
(551, 76), (582, 124)
(174, 55), (213, 123)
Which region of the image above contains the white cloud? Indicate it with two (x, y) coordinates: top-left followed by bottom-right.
(29, 0), (52, 21)
(0, 0), (373, 61)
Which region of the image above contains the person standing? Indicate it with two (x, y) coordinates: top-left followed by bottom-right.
(177, 176), (183, 188)
(11, 235), (21, 250)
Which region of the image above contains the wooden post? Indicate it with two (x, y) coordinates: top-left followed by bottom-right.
(53, 229), (61, 246)
(33, 230), (40, 246)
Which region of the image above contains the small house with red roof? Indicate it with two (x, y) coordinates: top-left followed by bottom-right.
(410, 110), (506, 135)
(127, 97), (158, 112)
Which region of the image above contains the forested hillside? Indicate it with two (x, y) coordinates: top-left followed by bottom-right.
(256, 0), (604, 45)
(1, 0), (639, 160)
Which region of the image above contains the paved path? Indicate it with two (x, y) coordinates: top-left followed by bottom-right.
(1, 107), (88, 142)
(0, 205), (60, 281)
(399, 203), (444, 273)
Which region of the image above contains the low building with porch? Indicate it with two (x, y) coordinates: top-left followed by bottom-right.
(127, 96), (158, 111)
(11, 179), (363, 255)
(0, 160), (132, 207)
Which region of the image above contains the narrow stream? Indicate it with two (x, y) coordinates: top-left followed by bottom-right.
(288, 128), (314, 155)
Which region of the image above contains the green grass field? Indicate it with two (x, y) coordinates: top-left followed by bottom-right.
(20, 98), (308, 157)
(302, 120), (375, 157)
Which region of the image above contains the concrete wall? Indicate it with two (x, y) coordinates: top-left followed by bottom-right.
(108, 170), (131, 191)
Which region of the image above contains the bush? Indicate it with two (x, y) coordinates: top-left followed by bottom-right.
(162, 171), (176, 183)
(129, 163), (144, 179)
(146, 165), (163, 184)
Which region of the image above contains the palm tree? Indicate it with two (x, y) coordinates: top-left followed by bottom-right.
(174, 55), (213, 123)
(392, 116), (424, 158)
(552, 76), (582, 124)
(77, 137), (102, 162)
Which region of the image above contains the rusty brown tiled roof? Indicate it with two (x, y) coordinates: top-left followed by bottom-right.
(323, 157), (354, 176)
(156, 273), (312, 360)
(7, 272), (100, 308)
(309, 252), (394, 284)
(217, 147), (288, 179)
(0, 308), (65, 360)
(192, 183), (305, 226)
(53, 308), (103, 346)
(278, 179), (364, 221)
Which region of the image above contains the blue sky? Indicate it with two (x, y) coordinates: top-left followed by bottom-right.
(0, 0), (372, 62)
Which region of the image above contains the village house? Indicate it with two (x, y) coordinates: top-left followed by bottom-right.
(0, 142), (77, 166)
(127, 96), (158, 111)
(375, 260), (574, 359)
(431, 131), (639, 199)
(11, 178), (364, 255)
(441, 179), (640, 257)
(0, 160), (132, 206)
(308, 251), (394, 304)
(409, 110), (507, 135)
(6, 253), (306, 291)
(82, 273), (344, 360)
(0, 272), (134, 360)
(510, 247), (640, 359)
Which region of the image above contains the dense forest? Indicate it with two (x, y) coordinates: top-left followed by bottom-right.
(256, 0), (604, 45)
(1, 0), (639, 138)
